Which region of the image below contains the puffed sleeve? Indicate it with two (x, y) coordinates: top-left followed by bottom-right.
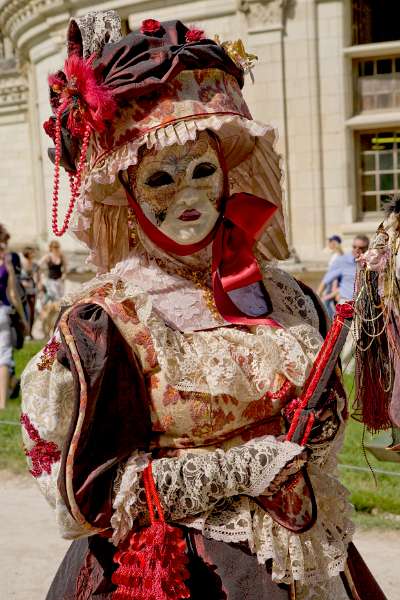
(21, 331), (87, 539)
(21, 301), (152, 539)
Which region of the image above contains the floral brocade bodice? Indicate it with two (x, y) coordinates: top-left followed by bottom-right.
(66, 258), (323, 454)
(22, 254), (354, 594)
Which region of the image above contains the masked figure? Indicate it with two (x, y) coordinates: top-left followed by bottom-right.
(21, 12), (386, 600)
(354, 197), (400, 450)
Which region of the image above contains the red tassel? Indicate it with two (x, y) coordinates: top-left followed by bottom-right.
(112, 464), (190, 600)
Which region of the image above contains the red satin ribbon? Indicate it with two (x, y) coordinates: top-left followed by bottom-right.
(125, 189), (280, 327)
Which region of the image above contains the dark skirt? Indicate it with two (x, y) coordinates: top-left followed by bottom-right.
(46, 531), (387, 600)
(46, 531), (290, 600)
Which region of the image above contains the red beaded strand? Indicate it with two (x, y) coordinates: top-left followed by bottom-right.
(51, 103), (91, 237)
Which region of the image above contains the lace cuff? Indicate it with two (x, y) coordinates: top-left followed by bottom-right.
(111, 436), (303, 544)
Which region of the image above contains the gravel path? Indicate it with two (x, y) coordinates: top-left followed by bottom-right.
(0, 473), (399, 599)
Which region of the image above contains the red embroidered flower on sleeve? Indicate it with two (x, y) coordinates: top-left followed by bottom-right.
(37, 337), (61, 371)
(185, 28), (205, 43)
(20, 413), (61, 478)
(140, 19), (161, 35)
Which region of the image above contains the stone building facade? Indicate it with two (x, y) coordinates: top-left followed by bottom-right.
(0, 0), (399, 269)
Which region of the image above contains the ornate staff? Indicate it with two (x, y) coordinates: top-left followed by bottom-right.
(286, 302), (354, 445)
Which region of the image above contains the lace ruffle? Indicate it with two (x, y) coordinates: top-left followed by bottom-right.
(89, 116), (272, 185)
(110, 437), (303, 546)
(110, 434), (353, 587)
(295, 575), (350, 600)
(111, 451), (150, 545)
(183, 458), (354, 586)
(147, 312), (321, 396)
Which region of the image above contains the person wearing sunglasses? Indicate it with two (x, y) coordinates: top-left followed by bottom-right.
(321, 235), (369, 302)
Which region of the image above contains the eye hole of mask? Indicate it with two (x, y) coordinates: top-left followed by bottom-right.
(145, 171), (174, 188)
(192, 162), (217, 180)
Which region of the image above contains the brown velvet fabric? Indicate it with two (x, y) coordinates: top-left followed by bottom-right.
(93, 20), (244, 100)
(342, 543), (387, 600)
(58, 303), (152, 529)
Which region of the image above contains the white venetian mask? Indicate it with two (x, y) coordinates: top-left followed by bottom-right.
(128, 131), (224, 244)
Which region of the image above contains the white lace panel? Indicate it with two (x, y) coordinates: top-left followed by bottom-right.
(69, 10), (122, 58)
(262, 264), (320, 331)
(21, 332), (74, 451)
(112, 252), (224, 332)
(110, 436), (303, 545)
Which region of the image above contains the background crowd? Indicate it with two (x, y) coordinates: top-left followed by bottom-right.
(0, 222), (66, 409)
(318, 233), (370, 317)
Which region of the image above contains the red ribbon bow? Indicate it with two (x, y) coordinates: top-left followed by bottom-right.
(212, 193), (278, 326)
(125, 189), (280, 327)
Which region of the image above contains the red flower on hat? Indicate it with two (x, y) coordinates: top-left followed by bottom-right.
(43, 117), (56, 142)
(185, 28), (205, 43)
(140, 19), (161, 35)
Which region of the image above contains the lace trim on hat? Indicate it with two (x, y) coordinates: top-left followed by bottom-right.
(89, 115), (271, 185)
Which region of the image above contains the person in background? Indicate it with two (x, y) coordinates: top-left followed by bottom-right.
(327, 234), (344, 265)
(0, 232), (28, 409)
(317, 235), (344, 317)
(40, 240), (67, 302)
(20, 246), (39, 338)
(321, 235), (370, 302)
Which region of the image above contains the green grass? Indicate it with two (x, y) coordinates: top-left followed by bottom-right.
(338, 373), (400, 521)
(0, 341), (43, 472)
(338, 416), (400, 516)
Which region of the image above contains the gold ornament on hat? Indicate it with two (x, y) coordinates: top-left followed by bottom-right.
(214, 36), (258, 80)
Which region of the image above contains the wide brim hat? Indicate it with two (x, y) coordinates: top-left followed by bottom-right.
(45, 12), (289, 271)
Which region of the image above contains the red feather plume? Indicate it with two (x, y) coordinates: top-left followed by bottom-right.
(47, 54), (116, 138)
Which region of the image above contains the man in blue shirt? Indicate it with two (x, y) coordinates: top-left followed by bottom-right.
(321, 235), (369, 301)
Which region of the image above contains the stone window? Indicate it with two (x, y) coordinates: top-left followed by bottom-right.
(352, 0), (400, 46)
(358, 131), (400, 213)
(354, 57), (400, 113)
